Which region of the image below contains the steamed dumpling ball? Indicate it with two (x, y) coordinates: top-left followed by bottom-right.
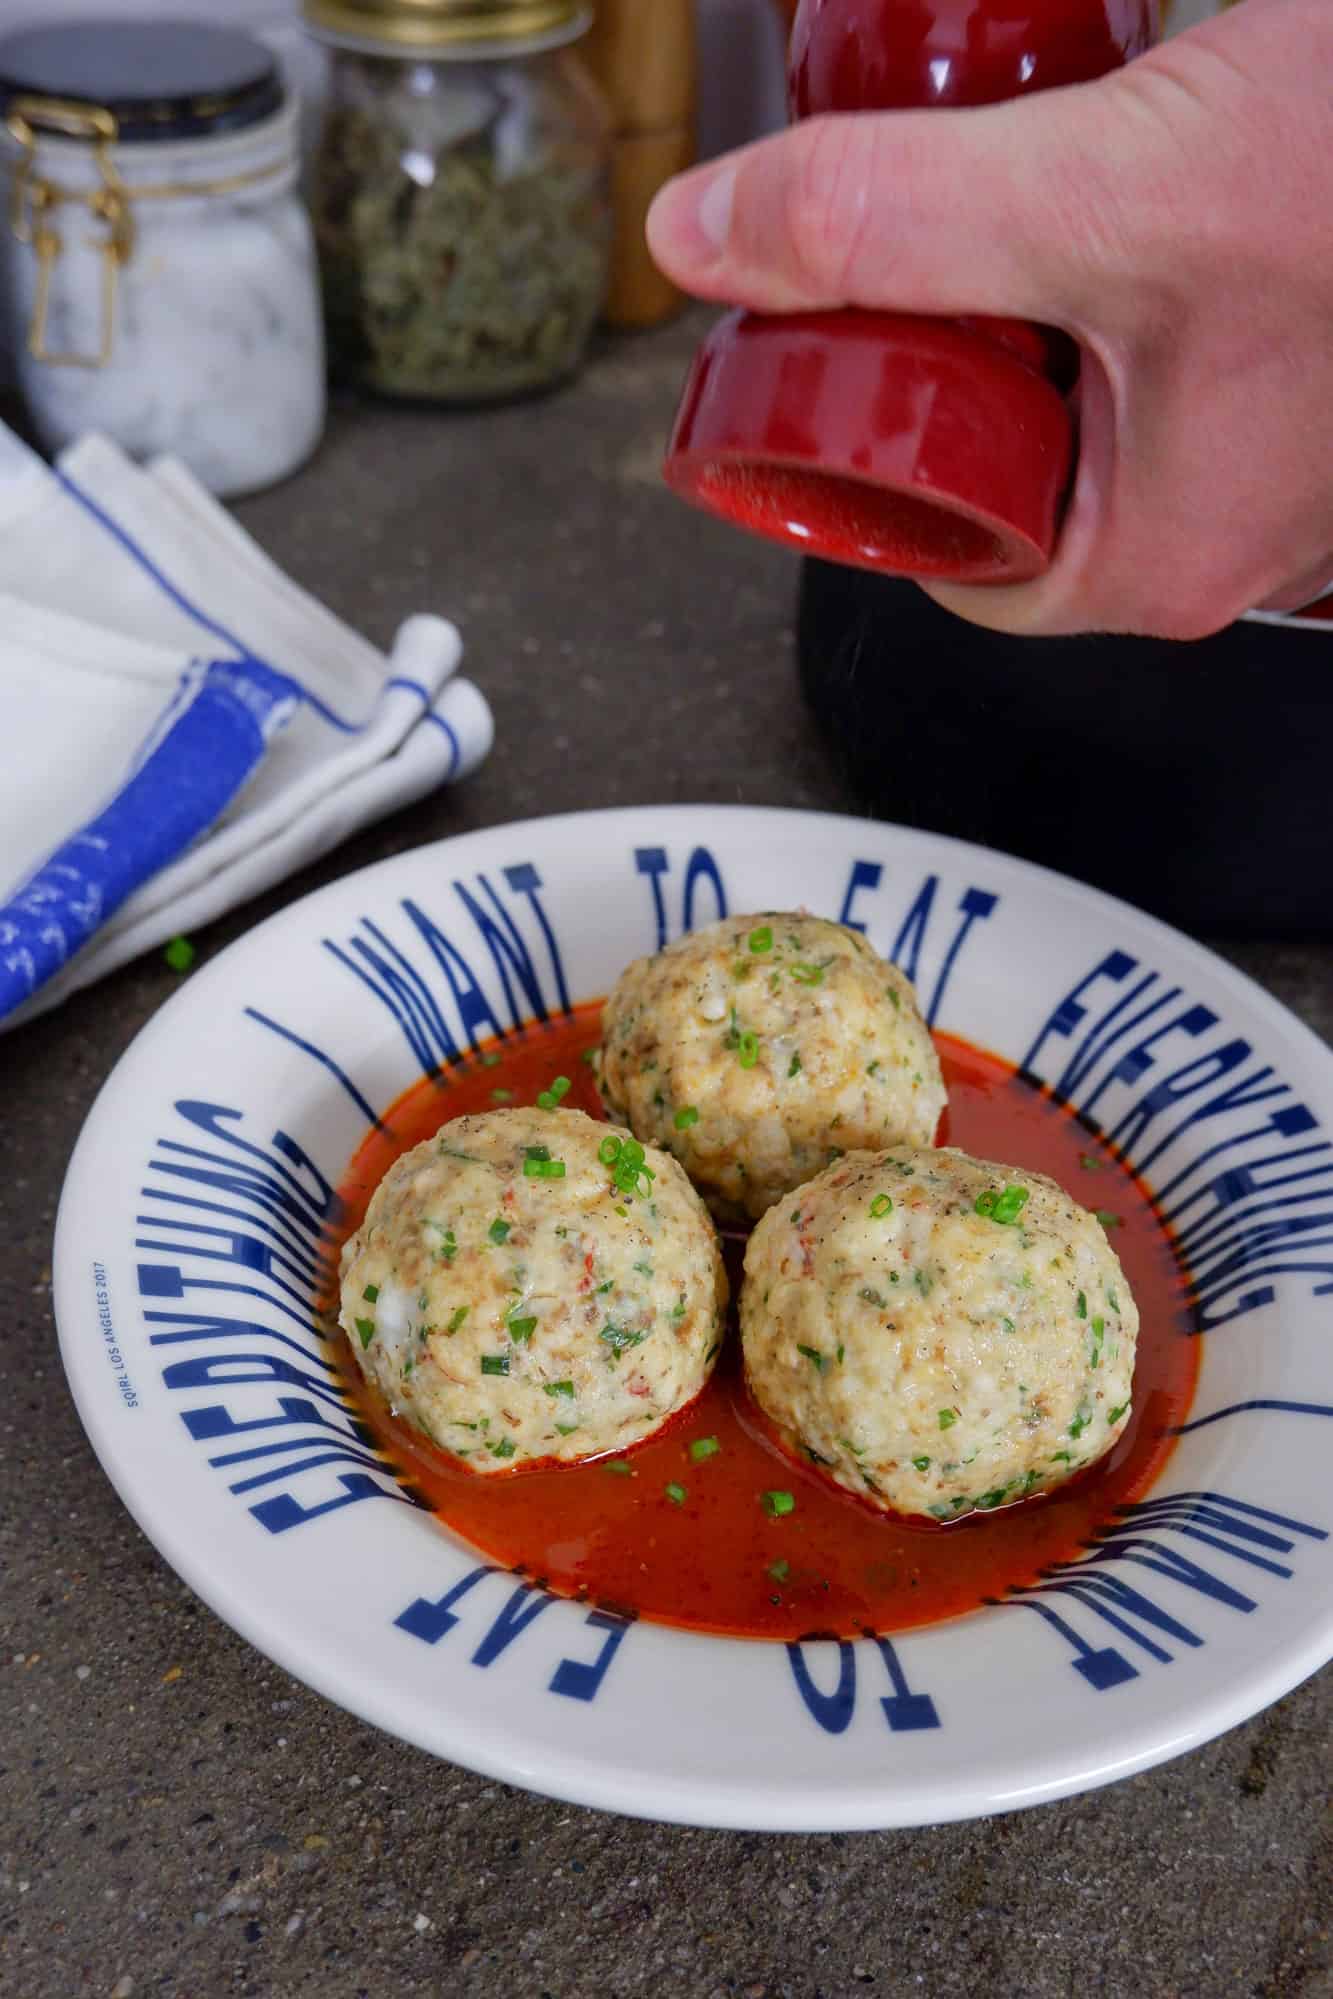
(340, 1108), (727, 1470)
(599, 913), (946, 1224)
(740, 1145), (1138, 1519)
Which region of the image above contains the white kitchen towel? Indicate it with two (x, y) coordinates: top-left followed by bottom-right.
(0, 424), (494, 1028)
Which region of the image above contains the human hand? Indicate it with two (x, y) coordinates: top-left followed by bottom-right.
(647, 0), (1333, 639)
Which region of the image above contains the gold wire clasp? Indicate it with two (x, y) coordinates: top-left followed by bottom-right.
(6, 95), (135, 368)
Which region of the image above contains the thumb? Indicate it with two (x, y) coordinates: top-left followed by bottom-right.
(646, 86), (1131, 332)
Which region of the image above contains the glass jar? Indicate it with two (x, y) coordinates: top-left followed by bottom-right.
(303, 1), (611, 403)
(0, 20), (326, 498)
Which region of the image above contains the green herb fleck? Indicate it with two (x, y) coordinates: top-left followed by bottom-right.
(748, 925), (773, 954)
(665, 1482), (687, 1506)
(489, 1438), (516, 1460)
(674, 1105), (699, 1130)
(488, 1218), (511, 1244)
(164, 935), (196, 974)
(1069, 1407), (1092, 1439)
(491, 1087), (514, 1102)
(507, 1314), (537, 1343)
(481, 1051), (502, 1068)
(447, 1306), (470, 1334)
(544, 1380), (575, 1399)
(1076, 1290), (1088, 1319)
(689, 1436), (720, 1462)
(737, 1029), (760, 1070)
(938, 1408), (958, 1430)
(788, 1054), (802, 1078)
(1108, 1401), (1131, 1424)
(354, 1317), (375, 1349)
(767, 1559), (790, 1583)
(912, 1455), (931, 1472)
(600, 1322), (647, 1360)
(1096, 1210), (1124, 1230)
(762, 1490), (795, 1518)
(481, 1354), (509, 1377)
(869, 1193), (892, 1219)
(789, 962), (823, 986)
(797, 1344), (827, 1373)
(362, 1283), (379, 1304)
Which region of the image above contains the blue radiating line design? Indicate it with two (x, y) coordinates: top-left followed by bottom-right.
(1172, 1399), (1333, 1435)
(244, 1006), (387, 1132)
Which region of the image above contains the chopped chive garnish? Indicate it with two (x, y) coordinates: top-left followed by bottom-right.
(689, 1436), (720, 1462)
(866, 1059), (881, 1075)
(767, 1559), (790, 1583)
(489, 1438), (516, 1459)
(535, 1077), (571, 1110)
(1079, 1152), (1103, 1171)
(1090, 1316), (1105, 1366)
(788, 1054), (802, 1078)
(525, 1144), (551, 1162)
(748, 925), (773, 953)
(665, 1482), (687, 1506)
(762, 1490), (795, 1518)
(1108, 1286), (1120, 1312)
(789, 962), (823, 986)
(507, 1315), (537, 1342)
(912, 1456), (931, 1472)
(1076, 1290), (1087, 1319)
(599, 1135), (622, 1166)
(976, 1184), (1029, 1225)
(737, 1030), (759, 1069)
(491, 1087), (514, 1102)
(938, 1408), (958, 1430)
(869, 1193), (892, 1219)
(670, 1298), (687, 1321)
(354, 1317), (375, 1349)
(674, 1105), (699, 1130)
(859, 1287), (888, 1309)
(447, 1306), (469, 1334)
(1096, 1210), (1124, 1230)
(481, 1354), (510, 1376)
(536, 1092), (556, 1110)
(605, 1460), (634, 1477)
(481, 1051), (502, 1067)
(797, 1344), (827, 1373)
(488, 1218), (511, 1244)
(524, 1155), (567, 1178)
(599, 1322), (647, 1359)
(1069, 1408), (1092, 1439)
(362, 1283), (379, 1303)
(555, 1422), (579, 1436)
(164, 935), (196, 974)
(1108, 1401), (1131, 1424)
(544, 1380), (575, 1399)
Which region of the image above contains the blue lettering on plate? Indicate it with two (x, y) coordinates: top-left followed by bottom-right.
(395, 1571), (634, 1705)
(786, 1635), (940, 1734)
(324, 865), (569, 1078)
(1020, 949), (1333, 1330)
(1000, 1490), (1327, 1688)
(134, 1102), (419, 1536)
(836, 860), (999, 1024)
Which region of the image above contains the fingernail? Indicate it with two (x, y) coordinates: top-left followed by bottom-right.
(696, 166), (735, 251)
(648, 164), (735, 270)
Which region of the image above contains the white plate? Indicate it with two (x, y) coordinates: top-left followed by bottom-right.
(54, 807), (1333, 1829)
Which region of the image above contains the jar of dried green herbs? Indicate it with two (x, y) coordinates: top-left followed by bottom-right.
(303, 0), (611, 402)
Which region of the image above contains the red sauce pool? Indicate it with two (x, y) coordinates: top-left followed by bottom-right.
(333, 1003), (1198, 1641)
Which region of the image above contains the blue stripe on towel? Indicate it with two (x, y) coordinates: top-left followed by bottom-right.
(57, 470), (364, 736)
(0, 657), (295, 1017)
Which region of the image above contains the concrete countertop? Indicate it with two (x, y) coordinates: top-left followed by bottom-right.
(2, 315), (1328, 1998)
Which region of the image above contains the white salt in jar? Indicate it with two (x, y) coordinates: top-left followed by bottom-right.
(0, 20), (326, 498)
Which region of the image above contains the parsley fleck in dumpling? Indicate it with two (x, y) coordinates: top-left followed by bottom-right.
(740, 1145), (1138, 1519)
(599, 913), (945, 1223)
(340, 1108), (727, 1469)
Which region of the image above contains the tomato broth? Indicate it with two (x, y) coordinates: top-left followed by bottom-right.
(332, 1003), (1198, 1641)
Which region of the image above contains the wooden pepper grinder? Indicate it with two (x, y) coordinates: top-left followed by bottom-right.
(584, 0), (697, 329)
(665, 0), (1159, 584)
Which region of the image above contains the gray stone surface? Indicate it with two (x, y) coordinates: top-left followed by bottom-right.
(1, 316), (1329, 1998)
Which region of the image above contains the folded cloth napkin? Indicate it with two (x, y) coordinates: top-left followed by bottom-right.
(0, 424), (493, 1030)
